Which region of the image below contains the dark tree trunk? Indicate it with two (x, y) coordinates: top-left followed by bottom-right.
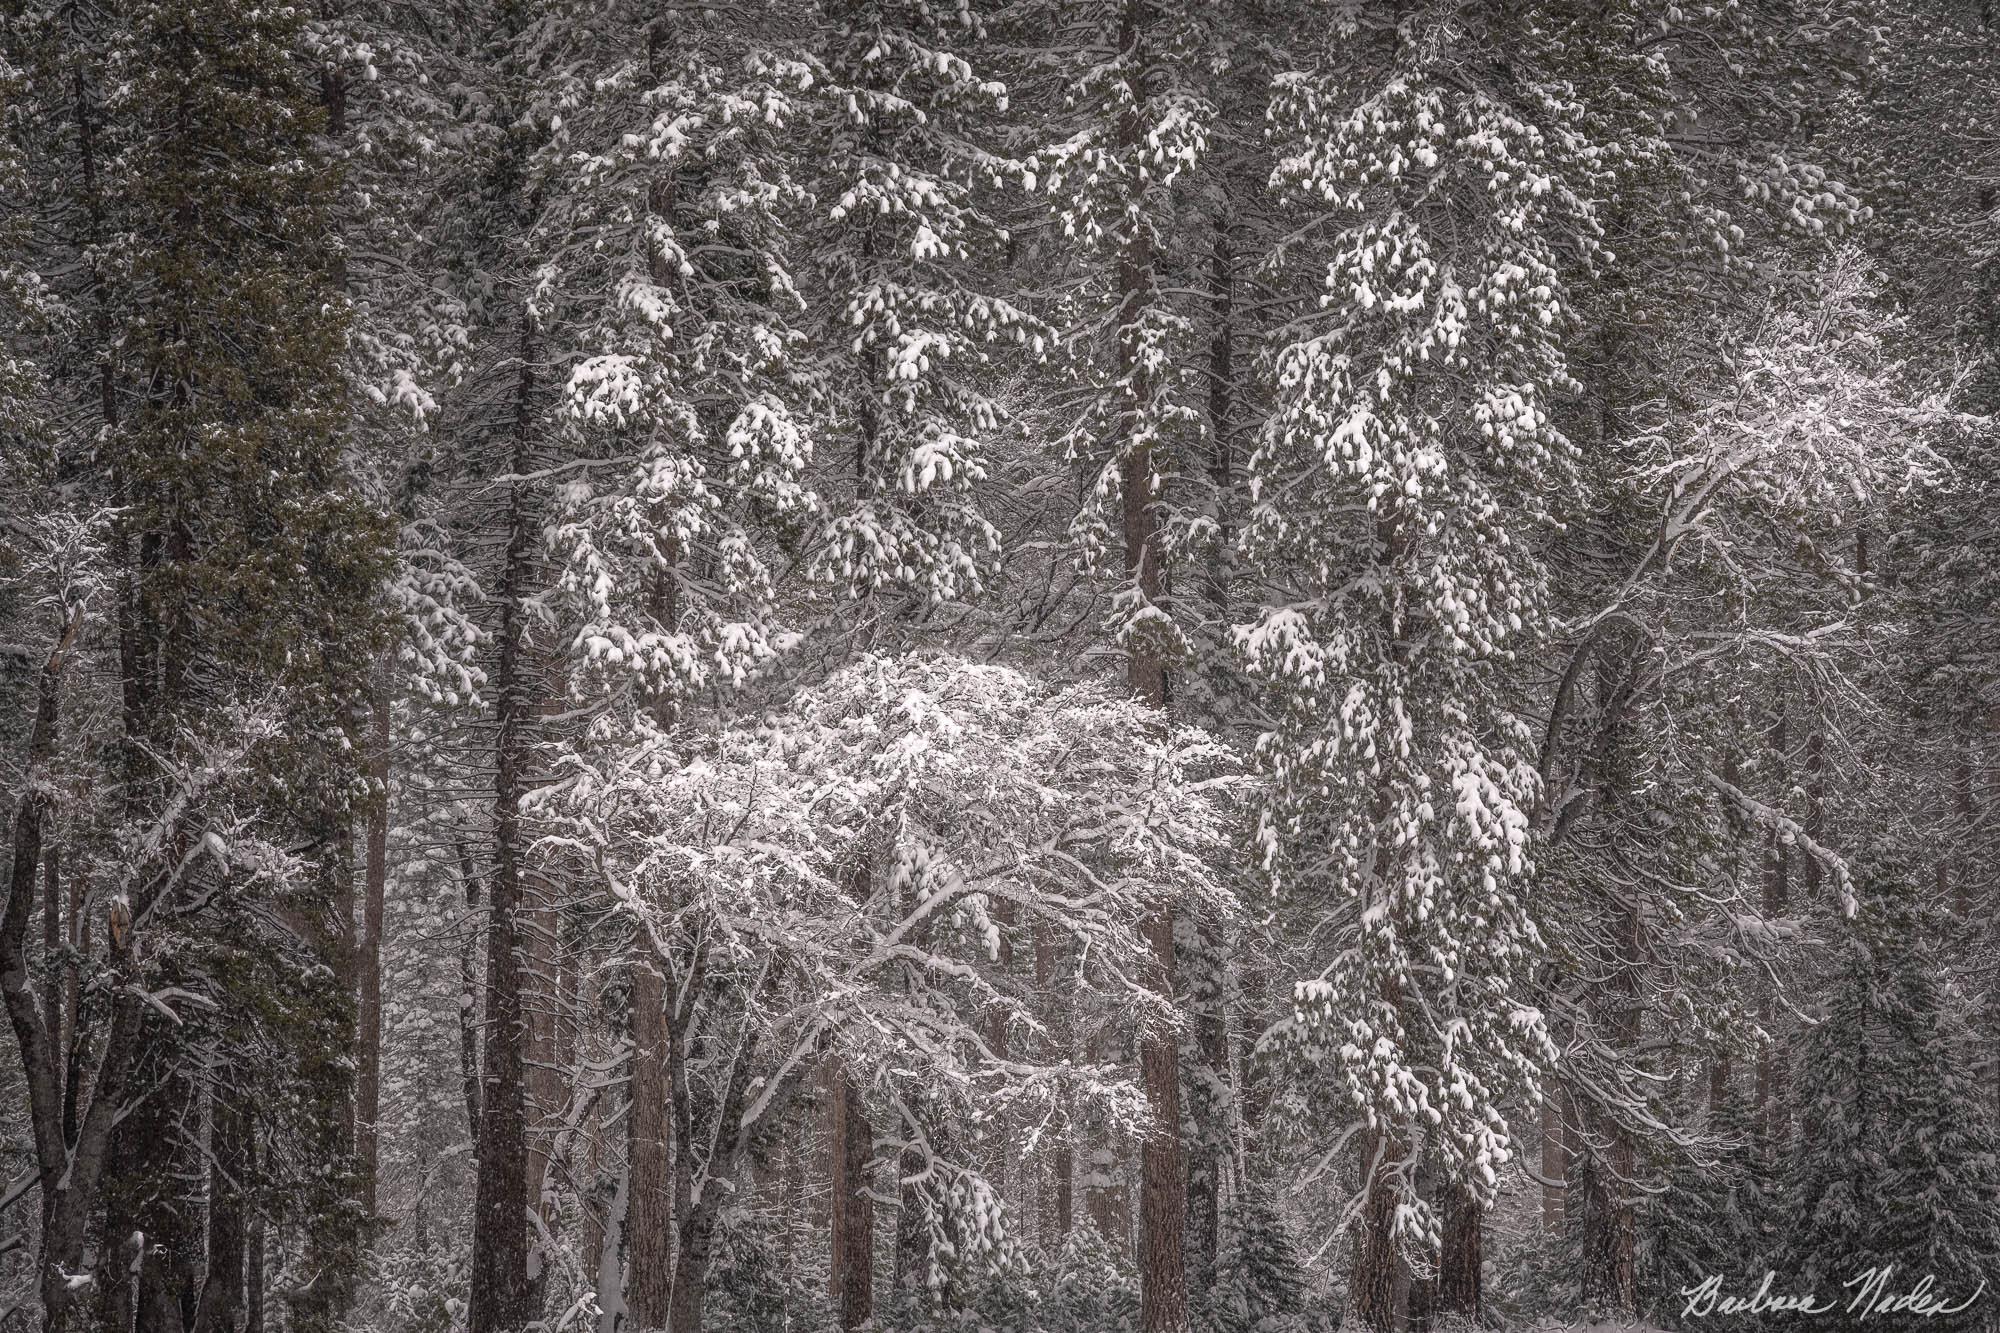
(1577, 1117), (1637, 1313)
(1185, 211), (1235, 1279)
(828, 1064), (874, 1333)
(469, 338), (539, 1333)
(40, 846), (62, 1078)
(245, 1206), (265, 1333)
(1577, 906), (1640, 1315)
(664, 1200), (713, 1333)
(1437, 1184), (1482, 1322)
(662, 988), (761, 1333)
(120, 1070), (199, 1333)
(1114, 5), (1186, 1326)
(457, 841), (484, 1139)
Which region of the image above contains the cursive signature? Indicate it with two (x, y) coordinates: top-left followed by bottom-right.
(1681, 1268), (1985, 1320)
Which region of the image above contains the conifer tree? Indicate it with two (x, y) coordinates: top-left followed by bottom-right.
(1243, 3), (1594, 1323)
(1778, 877), (2000, 1331)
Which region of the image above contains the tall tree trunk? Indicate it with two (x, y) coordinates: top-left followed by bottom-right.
(1184, 908), (1226, 1291)
(664, 1200), (714, 1333)
(458, 841), (484, 1140)
(1184, 207), (1235, 1294)
(1577, 650), (1644, 1315)
(469, 336), (539, 1333)
(525, 869), (567, 1240)
(828, 1065), (874, 1333)
(245, 1201), (265, 1333)
(983, 898), (1016, 1228)
(192, 1096), (248, 1333)
(1115, 3), (1186, 1324)
(1577, 899), (1641, 1314)
(1539, 1090), (1567, 1232)
(626, 960), (672, 1330)
(41, 847), (62, 1082)
(121, 1068), (199, 1333)
(1083, 1026), (1124, 1248)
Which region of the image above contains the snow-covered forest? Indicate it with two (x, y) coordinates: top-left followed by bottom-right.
(4, 0), (2000, 1330)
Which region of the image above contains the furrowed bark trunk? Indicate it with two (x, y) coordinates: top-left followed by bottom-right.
(1436, 1184), (1482, 1322)
(1349, 1123), (1402, 1333)
(468, 336), (539, 1333)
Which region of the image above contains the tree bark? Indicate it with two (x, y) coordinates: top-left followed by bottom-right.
(1539, 1089), (1567, 1232)
(1348, 1124), (1402, 1333)
(245, 1205), (265, 1333)
(1436, 1184), (1482, 1322)
(468, 336), (539, 1333)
